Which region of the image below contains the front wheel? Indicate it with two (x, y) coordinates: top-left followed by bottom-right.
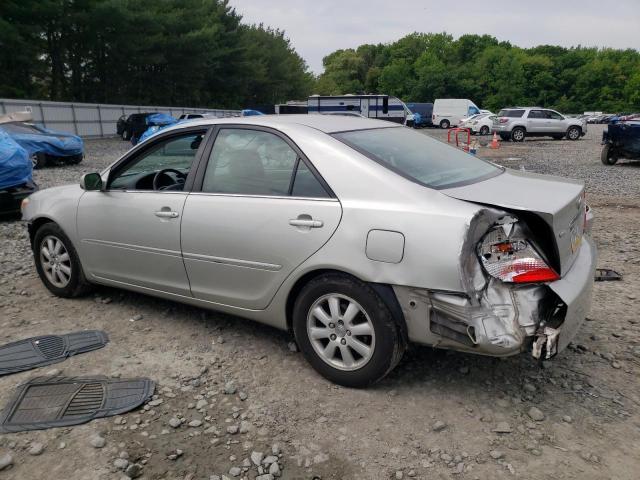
(33, 223), (91, 297)
(479, 126), (490, 135)
(567, 126), (581, 141)
(439, 119), (450, 129)
(121, 129), (131, 141)
(600, 144), (618, 165)
(293, 274), (405, 388)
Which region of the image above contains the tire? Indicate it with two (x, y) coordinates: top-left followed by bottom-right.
(511, 127), (526, 142)
(292, 274), (405, 388)
(567, 126), (581, 141)
(439, 119), (450, 129)
(479, 125), (490, 135)
(33, 223), (92, 298)
(122, 129), (131, 141)
(31, 152), (47, 170)
(600, 144), (618, 165)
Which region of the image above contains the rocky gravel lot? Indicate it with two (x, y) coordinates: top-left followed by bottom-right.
(1, 125), (639, 480)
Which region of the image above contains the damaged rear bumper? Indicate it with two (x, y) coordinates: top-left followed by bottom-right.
(393, 236), (597, 358)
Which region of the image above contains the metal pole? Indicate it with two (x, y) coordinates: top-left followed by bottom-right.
(71, 103), (79, 134)
(97, 104), (104, 137)
(39, 103), (46, 128)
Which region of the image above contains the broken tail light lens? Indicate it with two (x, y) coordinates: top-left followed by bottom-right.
(499, 117), (509, 124)
(478, 222), (560, 284)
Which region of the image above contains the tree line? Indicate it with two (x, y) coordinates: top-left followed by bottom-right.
(0, 0), (313, 109)
(316, 33), (640, 113)
(2, 4), (639, 114)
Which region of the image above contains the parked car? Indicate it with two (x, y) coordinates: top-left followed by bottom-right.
(0, 121), (83, 169)
(117, 113), (155, 141)
(601, 121), (640, 165)
(432, 99), (482, 129)
(405, 103), (434, 128)
(22, 115), (596, 387)
(0, 129), (37, 214)
(492, 107), (587, 142)
(462, 113), (495, 135)
(133, 113), (177, 145)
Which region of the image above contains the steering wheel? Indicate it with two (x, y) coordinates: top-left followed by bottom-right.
(152, 168), (186, 191)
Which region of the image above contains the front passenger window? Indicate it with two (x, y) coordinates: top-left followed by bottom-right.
(109, 132), (204, 191)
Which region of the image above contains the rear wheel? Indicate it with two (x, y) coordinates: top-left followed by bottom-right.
(511, 127), (526, 142)
(33, 223), (91, 297)
(293, 274), (405, 388)
(567, 126), (581, 141)
(600, 144), (618, 165)
(439, 119), (450, 129)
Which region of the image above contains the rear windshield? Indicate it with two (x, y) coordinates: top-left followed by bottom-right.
(498, 109), (525, 118)
(333, 127), (502, 189)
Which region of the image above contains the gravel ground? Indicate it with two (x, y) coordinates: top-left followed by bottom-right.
(1, 126), (639, 480)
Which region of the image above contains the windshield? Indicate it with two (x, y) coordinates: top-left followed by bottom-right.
(333, 127), (502, 189)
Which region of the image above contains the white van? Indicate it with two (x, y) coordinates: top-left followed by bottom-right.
(432, 99), (481, 128)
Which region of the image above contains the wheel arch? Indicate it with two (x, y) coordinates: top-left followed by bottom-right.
(284, 268), (407, 341)
(28, 216), (56, 249)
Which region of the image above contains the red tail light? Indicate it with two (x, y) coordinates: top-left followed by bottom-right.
(499, 117), (508, 124)
(478, 220), (559, 284)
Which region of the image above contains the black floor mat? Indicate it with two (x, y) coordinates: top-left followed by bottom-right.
(0, 376), (155, 433)
(0, 330), (109, 376)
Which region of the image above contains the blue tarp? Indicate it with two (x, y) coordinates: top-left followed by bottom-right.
(0, 129), (32, 190)
(132, 114), (177, 145)
(8, 125), (83, 157)
(241, 109), (264, 116)
(147, 113), (178, 126)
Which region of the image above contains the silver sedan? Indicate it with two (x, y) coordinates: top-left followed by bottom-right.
(21, 115), (596, 387)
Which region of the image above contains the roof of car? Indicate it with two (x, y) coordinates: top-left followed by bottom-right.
(168, 114), (400, 134)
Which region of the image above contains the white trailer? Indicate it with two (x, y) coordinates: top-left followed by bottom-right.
(307, 95), (408, 123)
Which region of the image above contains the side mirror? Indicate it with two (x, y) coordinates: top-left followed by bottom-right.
(80, 172), (103, 191)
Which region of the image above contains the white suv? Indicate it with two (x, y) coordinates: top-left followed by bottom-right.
(492, 107), (587, 142)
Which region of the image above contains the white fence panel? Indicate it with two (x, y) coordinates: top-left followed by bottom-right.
(0, 98), (241, 138)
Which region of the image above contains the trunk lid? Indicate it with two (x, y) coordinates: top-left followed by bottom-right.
(441, 169), (585, 275)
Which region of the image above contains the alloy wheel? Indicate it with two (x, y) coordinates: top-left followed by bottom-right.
(40, 235), (72, 288)
(306, 293), (375, 371)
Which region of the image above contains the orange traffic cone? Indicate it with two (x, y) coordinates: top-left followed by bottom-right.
(490, 132), (500, 149)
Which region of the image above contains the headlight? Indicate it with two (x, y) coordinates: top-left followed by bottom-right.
(478, 218), (559, 283)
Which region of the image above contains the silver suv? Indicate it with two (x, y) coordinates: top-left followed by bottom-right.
(492, 107), (587, 142)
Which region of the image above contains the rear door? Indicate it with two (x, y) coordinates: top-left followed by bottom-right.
(181, 126), (342, 309)
(526, 109), (547, 133)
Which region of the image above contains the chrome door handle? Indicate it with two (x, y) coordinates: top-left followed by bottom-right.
(155, 210), (179, 218)
(289, 218), (323, 228)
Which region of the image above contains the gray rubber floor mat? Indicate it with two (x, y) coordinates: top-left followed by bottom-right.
(0, 330), (109, 376)
(0, 376), (155, 433)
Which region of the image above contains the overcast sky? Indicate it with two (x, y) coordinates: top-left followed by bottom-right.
(229, 0), (640, 73)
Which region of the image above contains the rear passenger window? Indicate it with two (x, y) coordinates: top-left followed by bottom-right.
(203, 129), (296, 195)
(202, 128), (330, 199)
(498, 109), (525, 118)
(292, 161), (330, 198)
(528, 110), (544, 119)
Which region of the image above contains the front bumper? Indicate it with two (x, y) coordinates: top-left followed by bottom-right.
(0, 181), (38, 215)
(393, 235), (596, 357)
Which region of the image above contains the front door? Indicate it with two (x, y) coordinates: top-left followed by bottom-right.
(181, 127), (342, 309)
(77, 129), (207, 295)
